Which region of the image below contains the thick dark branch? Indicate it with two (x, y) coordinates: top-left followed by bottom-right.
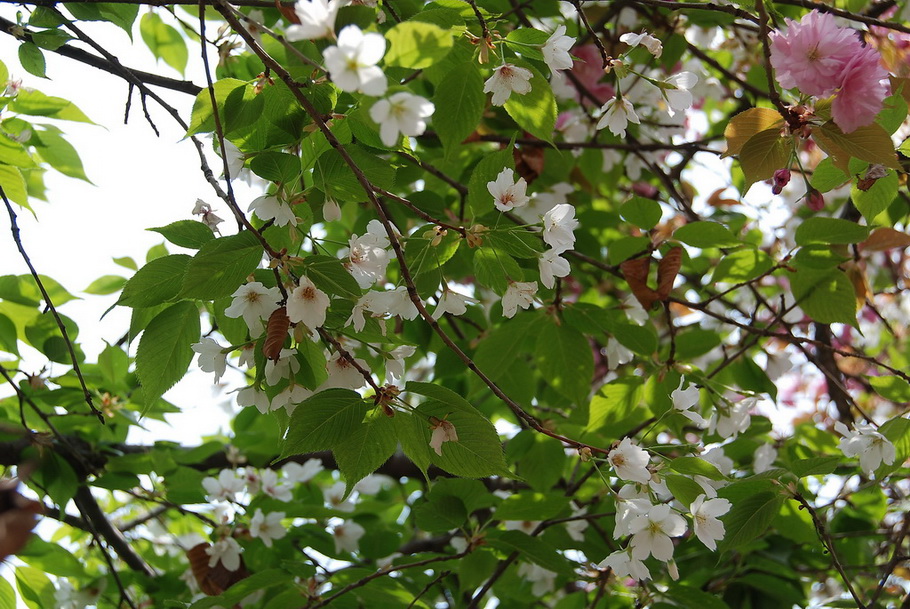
(0, 15), (203, 95)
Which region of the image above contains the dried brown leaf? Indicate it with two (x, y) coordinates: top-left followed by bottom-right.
(264, 306), (290, 362)
(621, 256), (659, 310)
(656, 247), (682, 301)
(513, 144), (544, 184)
(187, 542), (249, 598)
(0, 480), (43, 561)
(861, 227), (910, 252)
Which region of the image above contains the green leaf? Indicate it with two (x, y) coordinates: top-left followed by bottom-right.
(485, 530), (572, 575)
(0, 133), (35, 168)
(0, 165), (29, 207)
(0, 313), (19, 355)
(117, 254), (191, 308)
(620, 197), (662, 230)
(738, 127), (790, 190)
(612, 322), (658, 356)
(408, 381), (511, 478)
(413, 494), (468, 532)
(189, 570), (293, 609)
(809, 157), (848, 193)
(313, 145), (395, 202)
(504, 62), (556, 142)
(495, 492), (568, 520)
(586, 377), (644, 435)
(301, 255), (361, 298)
(467, 146), (513, 216)
(18, 43), (46, 79)
(30, 30), (72, 51)
(385, 21), (453, 69)
(180, 231), (264, 300)
(83, 275), (126, 295)
(869, 375), (910, 402)
(814, 121), (900, 170)
(534, 320), (593, 406)
(674, 221), (741, 248)
(149, 220), (216, 249)
(723, 107), (784, 157)
(712, 249), (774, 283)
(335, 412), (398, 496)
(0, 576), (14, 609)
(10, 90), (94, 124)
(789, 456), (839, 477)
(794, 217), (869, 246)
(665, 474), (706, 507)
(790, 267), (857, 325)
(18, 537), (86, 577)
(393, 412), (432, 481)
(876, 416), (910, 478)
(15, 566), (55, 609)
(669, 456), (725, 481)
(281, 389), (367, 458)
(433, 62), (485, 151)
(140, 12), (188, 75)
(717, 491), (784, 553)
(504, 28), (549, 61)
(187, 78), (245, 136)
(66, 3), (139, 37)
(135, 301), (200, 407)
(32, 126), (89, 181)
(250, 151), (301, 184)
(852, 169), (898, 223)
(666, 585), (732, 609)
(473, 248), (522, 294)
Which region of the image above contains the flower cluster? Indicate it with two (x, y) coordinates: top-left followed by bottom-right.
(770, 10), (889, 132)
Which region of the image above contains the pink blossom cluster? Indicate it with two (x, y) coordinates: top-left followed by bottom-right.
(769, 10), (889, 133)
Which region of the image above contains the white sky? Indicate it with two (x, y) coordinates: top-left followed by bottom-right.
(0, 10), (244, 444)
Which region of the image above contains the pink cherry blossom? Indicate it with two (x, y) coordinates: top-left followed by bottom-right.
(831, 44), (889, 133)
(769, 10), (858, 97)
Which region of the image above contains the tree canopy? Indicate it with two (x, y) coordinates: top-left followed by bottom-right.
(0, 0), (909, 607)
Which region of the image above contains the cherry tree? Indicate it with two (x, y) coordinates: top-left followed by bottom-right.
(0, 0), (909, 607)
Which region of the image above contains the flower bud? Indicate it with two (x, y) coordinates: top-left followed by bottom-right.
(807, 189), (825, 211)
(322, 198), (341, 222)
(771, 169), (791, 195)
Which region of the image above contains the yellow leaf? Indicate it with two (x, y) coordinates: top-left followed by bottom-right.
(813, 121), (900, 170)
(739, 127), (792, 191)
(723, 108), (784, 158)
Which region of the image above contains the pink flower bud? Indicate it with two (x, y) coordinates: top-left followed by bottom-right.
(771, 169), (791, 195)
(807, 189), (825, 211)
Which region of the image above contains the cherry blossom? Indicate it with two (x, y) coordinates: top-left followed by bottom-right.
(224, 282), (281, 333)
(248, 193), (298, 227)
(271, 384), (311, 415)
(483, 63), (533, 106)
(260, 469), (293, 502)
(671, 377), (706, 427)
(191, 337), (227, 383)
(542, 203), (579, 252)
(628, 503), (687, 561)
(488, 168), (529, 212)
(517, 562), (556, 595)
(539, 249), (570, 289)
(604, 337), (633, 369)
(286, 276), (330, 331)
(429, 418), (459, 455)
(249, 509), (287, 548)
(596, 96), (640, 138)
(346, 222), (391, 288)
(285, 0), (341, 41)
(321, 351), (369, 390)
(385, 344), (416, 383)
(608, 437), (651, 484)
(542, 25), (575, 72)
(202, 469), (245, 502)
(709, 397), (754, 439)
(753, 444), (777, 473)
(620, 31), (663, 58)
(662, 71), (698, 117)
(598, 549), (651, 580)
(830, 44), (888, 133)
(501, 281), (538, 318)
(264, 348), (300, 386)
(237, 385), (271, 414)
(835, 421), (896, 475)
(323, 25), (387, 96)
(369, 92), (435, 147)
(282, 458), (324, 484)
(690, 495), (731, 551)
(324, 481), (355, 512)
(323, 198), (342, 222)
(613, 485), (652, 538)
(432, 289), (471, 320)
(205, 537), (242, 571)
(332, 520), (366, 553)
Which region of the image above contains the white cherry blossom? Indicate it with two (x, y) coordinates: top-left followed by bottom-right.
(542, 203), (579, 252)
(282, 458), (324, 484)
(332, 520), (366, 553)
(346, 223), (391, 288)
(260, 469), (293, 502)
(709, 397), (754, 439)
(663, 71), (698, 117)
(517, 563), (556, 596)
(237, 385), (271, 414)
(323, 25), (387, 96)
(206, 537), (243, 571)
(620, 31), (663, 57)
(323, 198), (342, 222)
(504, 520), (540, 535)
(385, 344), (416, 383)
(432, 289), (471, 320)
(285, 0), (341, 41)
(628, 503), (687, 561)
(250, 509), (287, 548)
(202, 469), (245, 502)
(488, 168), (529, 212)
(483, 63), (533, 106)
(265, 348), (300, 386)
(224, 282), (281, 333)
(191, 337), (227, 383)
(248, 193), (298, 227)
(324, 481), (356, 512)
(286, 276), (330, 331)
(321, 351), (369, 390)
(608, 437), (651, 484)
(835, 421), (896, 475)
(623, 294), (649, 325)
(501, 281), (537, 318)
(542, 25), (575, 72)
(596, 96), (640, 138)
(753, 443), (777, 473)
(539, 249), (570, 290)
(369, 92), (435, 147)
(371, 285), (419, 320)
(614, 485), (652, 539)
(690, 495), (731, 551)
(598, 549), (651, 580)
(429, 418), (458, 455)
(671, 377), (706, 427)
(604, 337), (633, 369)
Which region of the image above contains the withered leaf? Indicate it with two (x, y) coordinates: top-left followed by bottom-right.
(264, 306), (290, 362)
(621, 256), (659, 310)
(187, 542), (250, 599)
(656, 246), (682, 301)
